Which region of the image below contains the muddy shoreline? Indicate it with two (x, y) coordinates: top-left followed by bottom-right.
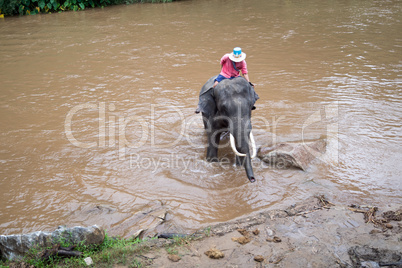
(2, 195), (401, 267)
(145, 196), (401, 267)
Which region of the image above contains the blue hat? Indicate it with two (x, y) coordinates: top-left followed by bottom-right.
(229, 47), (246, 62)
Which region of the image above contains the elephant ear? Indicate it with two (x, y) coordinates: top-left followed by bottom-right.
(249, 83), (259, 108)
(196, 76), (218, 116)
(197, 88), (216, 116)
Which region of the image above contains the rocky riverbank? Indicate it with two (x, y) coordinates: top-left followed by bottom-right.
(147, 196), (401, 267)
(2, 195), (400, 267)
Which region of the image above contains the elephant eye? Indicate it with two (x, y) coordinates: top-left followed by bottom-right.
(219, 102), (230, 113)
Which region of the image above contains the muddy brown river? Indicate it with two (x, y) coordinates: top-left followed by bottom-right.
(0, 0), (401, 236)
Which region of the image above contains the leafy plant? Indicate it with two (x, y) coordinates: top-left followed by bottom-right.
(130, 258), (143, 268)
(0, 0), (20, 15)
(0, 232), (149, 268)
(204, 226), (211, 237)
(0, 0), (176, 16)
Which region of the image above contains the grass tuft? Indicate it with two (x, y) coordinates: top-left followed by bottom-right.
(0, 232), (153, 268)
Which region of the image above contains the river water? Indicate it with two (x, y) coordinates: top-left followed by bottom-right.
(0, 0), (401, 236)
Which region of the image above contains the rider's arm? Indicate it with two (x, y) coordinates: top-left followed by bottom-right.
(243, 73), (250, 82)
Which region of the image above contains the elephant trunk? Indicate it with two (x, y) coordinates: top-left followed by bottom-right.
(244, 154), (255, 183)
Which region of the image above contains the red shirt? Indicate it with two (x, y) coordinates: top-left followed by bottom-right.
(219, 54), (248, 78)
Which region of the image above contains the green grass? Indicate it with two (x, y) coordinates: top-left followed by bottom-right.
(0, 233), (200, 268)
(204, 226), (212, 237)
(0, 233), (154, 268)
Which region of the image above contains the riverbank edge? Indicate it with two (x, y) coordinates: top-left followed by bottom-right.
(1, 195), (401, 267)
(0, 0), (176, 18)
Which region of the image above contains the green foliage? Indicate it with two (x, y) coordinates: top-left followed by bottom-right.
(0, 0), (174, 16)
(204, 226), (211, 237)
(130, 258), (143, 268)
(0, 0), (20, 16)
(0, 232), (147, 268)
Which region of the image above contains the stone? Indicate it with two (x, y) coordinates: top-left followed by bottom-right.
(265, 227), (274, 236)
(231, 236), (251, 245)
(237, 228), (249, 237)
(258, 139), (326, 170)
(0, 225), (104, 261)
(168, 254), (181, 262)
(348, 245), (401, 267)
(254, 255), (264, 262)
(266, 236), (282, 243)
(84, 256), (93, 266)
(205, 248), (224, 259)
(382, 209), (402, 222)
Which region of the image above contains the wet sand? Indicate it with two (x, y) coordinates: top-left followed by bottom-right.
(140, 196), (401, 267)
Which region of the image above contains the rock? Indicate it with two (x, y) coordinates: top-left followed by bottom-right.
(265, 227), (275, 236)
(205, 248), (224, 259)
(382, 209), (402, 222)
(132, 229), (145, 239)
(348, 246), (402, 267)
(254, 255), (264, 262)
(258, 139), (326, 170)
(252, 228), (260, 235)
(369, 229), (383, 234)
(0, 225), (104, 261)
(84, 257), (93, 266)
(231, 236), (251, 245)
(266, 236), (282, 243)
(360, 261), (381, 268)
(168, 254), (181, 262)
(232, 228), (253, 245)
(237, 228), (249, 237)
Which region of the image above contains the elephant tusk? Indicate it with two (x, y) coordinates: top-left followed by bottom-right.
(249, 131), (257, 159)
(230, 133), (247, 157)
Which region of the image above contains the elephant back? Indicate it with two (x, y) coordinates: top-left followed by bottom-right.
(199, 75), (218, 96)
(197, 75), (218, 116)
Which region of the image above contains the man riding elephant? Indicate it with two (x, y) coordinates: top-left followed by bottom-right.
(196, 47), (255, 114)
(195, 48), (259, 182)
(213, 47), (252, 88)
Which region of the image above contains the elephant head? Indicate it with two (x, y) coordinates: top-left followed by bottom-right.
(197, 75), (259, 182)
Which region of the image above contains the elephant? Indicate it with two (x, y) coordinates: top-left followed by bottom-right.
(196, 75), (259, 183)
